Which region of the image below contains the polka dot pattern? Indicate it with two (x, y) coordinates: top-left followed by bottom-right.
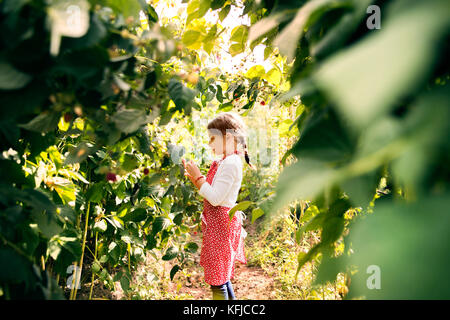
(199, 155), (247, 286)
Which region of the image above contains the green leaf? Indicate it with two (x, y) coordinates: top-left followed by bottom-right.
(146, 173), (161, 186)
(0, 160), (27, 187)
(144, 3), (158, 22)
(108, 242), (121, 264)
(314, 0), (450, 132)
(122, 208), (147, 222)
(389, 87), (450, 196)
(289, 107), (355, 164)
(47, 238), (62, 260)
(0, 248), (35, 285)
(310, 0), (372, 59)
(347, 194), (450, 299)
(184, 242), (198, 253)
(162, 246), (179, 260)
(295, 243), (322, 279)
(264, 46), (273, 60)
(62, 12), (106, 50)
(248, 11), (294, 44)
(105, 0), (142, 21)
(179, 225), (190, 233)
(17, 188), (57, 215)
(340, 169), (380, 208)
(216, 84), (223, 102)
(251, 207), (265, 224)
(121, 152), (139, 172)
(120, 233), (132, 244)
(57, 235), (82, 258)
(182, 30), (202, 46)
(263, 68), (282, 86)
(120, 274), (130, 291)
(63, 142), (96, 166)
(112, 108), (153, 134)
(228, 201), (252, 221)
(167, 143), (185, 165)
(186, 0), (211, 25)
(32, 211), (63, 239)
(296, 211), (326, 243)
(18, 112), (60, 133)
(168, 78), (197, 112)
(218, 4), (230, 21)
(173, 213), (183, 225)
(92, 261), (101, 274)
(229, 43), (244, 56)
(245, 65), (265, 79)
(0, 60), (32, 89)
(94, 219), (108, 232)
(106, 216), (124, 230)
(211, 0), (226, 10)
(152, 216), (170, 234)
(270, 159), (338, 216)
(218, 102), (233, 112)
(85, 182), (105, 203)
(170, 264), (181, 281)
(230, 25), (248, 44)
(299, 204), (319, 224)
(313, 254), (348, 285)
(53, 180), (77, 205)
(273, 0), (351, 63)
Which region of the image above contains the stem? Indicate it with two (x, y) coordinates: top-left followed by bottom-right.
(72, 200), (91, 300)
(127, 242), (131, 274)
(89, 232), (98, 300)
(69, 262), (78, 300)
(0, 233), (34, 263)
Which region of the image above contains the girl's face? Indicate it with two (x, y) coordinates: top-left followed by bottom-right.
(208, 132), (221, 155)
(208, 131), (234, 156)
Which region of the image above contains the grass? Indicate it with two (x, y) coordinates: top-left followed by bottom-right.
(86, 205), (349, 300)
(246, 208), (348, 300)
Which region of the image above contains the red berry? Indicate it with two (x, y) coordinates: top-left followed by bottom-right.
(194, 231), (197, 235)
(143, 168), (149, 175)
(106, 172), (117, 182)
(260, 101), (266, 105)
(64, 113), (73, 123)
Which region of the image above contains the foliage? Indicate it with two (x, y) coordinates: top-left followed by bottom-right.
(2, 0), (448, 300)
(0, 0), (293, 299)
(255, 0), (450, 298)
(0, 0), (202, 299)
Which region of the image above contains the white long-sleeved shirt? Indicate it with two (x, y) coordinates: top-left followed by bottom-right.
(198, 153), (243, 207)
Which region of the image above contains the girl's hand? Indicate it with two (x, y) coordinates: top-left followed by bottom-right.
(182, 158), (202, 181)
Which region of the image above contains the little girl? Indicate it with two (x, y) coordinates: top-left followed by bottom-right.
(182, 112), (256, 300)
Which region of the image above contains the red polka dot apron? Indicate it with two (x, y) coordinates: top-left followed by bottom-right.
(199, 152), (247, 286)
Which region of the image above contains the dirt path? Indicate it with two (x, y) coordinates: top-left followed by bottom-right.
(167, 254), (277, 300)
(79, 222), (278, 300)
(167, 223), (277, 300)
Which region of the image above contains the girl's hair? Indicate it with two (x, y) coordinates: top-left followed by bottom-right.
(207, 112), (256, 170)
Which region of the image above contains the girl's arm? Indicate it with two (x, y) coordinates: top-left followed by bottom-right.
(198, 162), (238, 206)
(196, 176), (206, 190)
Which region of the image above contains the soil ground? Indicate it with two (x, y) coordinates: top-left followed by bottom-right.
(165, 222), (278, 300)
